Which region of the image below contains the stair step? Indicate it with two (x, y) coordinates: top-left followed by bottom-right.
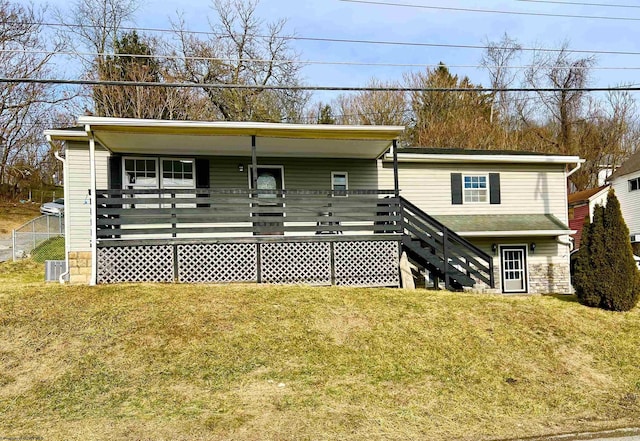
(402, 238), (475, 288)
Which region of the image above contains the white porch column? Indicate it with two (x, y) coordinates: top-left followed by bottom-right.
(87, 126), (98, 286)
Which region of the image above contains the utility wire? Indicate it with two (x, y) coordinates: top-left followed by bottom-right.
(5, 49), (640, 70)
(18, 21), (640, 57)
(339, 0), (640, 22)
(4, 77), (640, 92)
(515, 0), (640, 9)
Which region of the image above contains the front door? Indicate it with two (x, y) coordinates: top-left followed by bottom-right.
(250, 166), (284, 235)
(500, 245), (528, 293)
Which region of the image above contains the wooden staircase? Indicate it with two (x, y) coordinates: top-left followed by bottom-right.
(399, 197), (494, 291)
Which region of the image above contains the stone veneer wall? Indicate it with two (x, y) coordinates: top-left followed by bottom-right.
(528, 262), (571, 294)
(68, 251), (92, 284)
(470, 261), (571, 294)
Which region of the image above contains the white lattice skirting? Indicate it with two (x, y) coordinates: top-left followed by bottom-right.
(97, 240), (399, 287)
(178, 243), (257, 283)
(97, 245), (174, 283)
(261, 242), (332, 285)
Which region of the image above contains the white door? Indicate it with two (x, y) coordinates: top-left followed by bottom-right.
(500, 246), (528, 293)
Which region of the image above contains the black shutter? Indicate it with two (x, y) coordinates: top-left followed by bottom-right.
(108, 155), (122, 190)
(451, 173), (463, 205)
(195, 158), (210, 207)
(195, 158), (210, 188)
(489, 173), (501, 204)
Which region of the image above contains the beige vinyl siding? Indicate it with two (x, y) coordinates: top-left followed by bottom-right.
(209, 156), (380, 190)
(612, 171), (640, 236)
(66, 142), (109, 251)
(378, 161), (568, 222)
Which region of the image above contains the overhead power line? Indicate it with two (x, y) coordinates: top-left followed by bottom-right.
(6, 49), (640, 70)
(515, 0), (640, 9)
(339, 0), (640, 22)
(3, 77), (640, 92)
(20, 21), (640, 57)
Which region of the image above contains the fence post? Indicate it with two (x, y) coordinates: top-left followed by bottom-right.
(47, 215), (51, 239)
(12, 230), (16, 261)
(32, 219), (36, 251)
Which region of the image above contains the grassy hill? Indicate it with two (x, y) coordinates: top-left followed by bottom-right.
(1, 261), (639, 440)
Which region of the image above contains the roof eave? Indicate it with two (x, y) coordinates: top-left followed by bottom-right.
(77, 116), (405, 141)
(458, 230), (576, 237)
(385, 153), (584, 165)
(44, 129), (89, 141)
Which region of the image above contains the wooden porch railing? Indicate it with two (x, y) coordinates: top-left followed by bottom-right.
(95, 188), (401, 241)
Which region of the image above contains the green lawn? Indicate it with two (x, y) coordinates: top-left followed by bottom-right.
(1, 261), (639, 440)
(31, 236), (65, 262)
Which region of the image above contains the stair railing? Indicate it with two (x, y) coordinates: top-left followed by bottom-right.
(398, 196), (495, 290)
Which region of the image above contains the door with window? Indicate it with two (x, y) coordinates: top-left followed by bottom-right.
(500, 245), (528, 293)
(250, 166), (284, 235)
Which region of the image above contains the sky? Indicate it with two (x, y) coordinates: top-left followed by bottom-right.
(35, 0), (640, 105)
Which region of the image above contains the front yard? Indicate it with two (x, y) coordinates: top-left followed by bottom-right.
(1, 260), (639, 440)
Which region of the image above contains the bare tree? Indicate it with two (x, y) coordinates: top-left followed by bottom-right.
(523, 43), (596, 157)
(169, 0), (309, 122)
(56, 0), (141, 115)
(570, 90), (639, 190)
(333, 79), (408, 126)
(480, 33), (522, 125)
(0, 1), (71, 187)
(57, 0), (139, 68)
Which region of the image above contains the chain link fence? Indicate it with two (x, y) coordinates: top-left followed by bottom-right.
(13, 215), (65, 262)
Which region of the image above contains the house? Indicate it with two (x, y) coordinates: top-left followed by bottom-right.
(608, 149), (640, 248)
(45, 117), (582, 294)
(567, 185), (610, 248)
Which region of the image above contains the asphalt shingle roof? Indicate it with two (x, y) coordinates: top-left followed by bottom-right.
(567, 185), (609, 205)
(433, 214), (570, 233)
(608, 149), (640, 180)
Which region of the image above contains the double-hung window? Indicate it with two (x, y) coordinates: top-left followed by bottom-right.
(463, 175), (488, 203)
(124, 158), (158, 189)
(123, 157), (196, 208)
(162, 158), (195, 189)
(629, 177), (640, 192)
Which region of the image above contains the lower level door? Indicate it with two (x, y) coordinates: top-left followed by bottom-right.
(500, 245), (528, 293)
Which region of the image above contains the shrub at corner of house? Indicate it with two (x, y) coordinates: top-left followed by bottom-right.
(573, 189), (640, 312)
(600, 190), (640, 311)
(573, 206), (602, 307)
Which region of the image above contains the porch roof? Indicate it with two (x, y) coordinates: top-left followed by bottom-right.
(433, 214), (574, 237)
(46, 117), (405, 159)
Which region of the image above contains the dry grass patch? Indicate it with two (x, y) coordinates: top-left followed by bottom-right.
(1, 262), (640, 440)
(0, 201), (40, 237)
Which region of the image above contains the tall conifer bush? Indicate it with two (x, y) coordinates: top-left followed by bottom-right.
(572, 190), (640, 311)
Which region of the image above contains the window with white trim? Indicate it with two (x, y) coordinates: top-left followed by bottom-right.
(162, 158), (195, 189)
(331, 172), (348, 197)
(123, 157), (196, 189)
(124, 158), (158, 188)
(463, 175), (488, 203)
(629, 177), (640, 192)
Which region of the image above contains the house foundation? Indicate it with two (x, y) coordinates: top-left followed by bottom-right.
(67, 251), (92, 284)
(95, 239), (401, 287)
(528, 262), (571, 294)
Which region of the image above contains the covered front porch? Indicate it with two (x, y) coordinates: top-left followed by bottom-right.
(81, 117), (406, 286)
